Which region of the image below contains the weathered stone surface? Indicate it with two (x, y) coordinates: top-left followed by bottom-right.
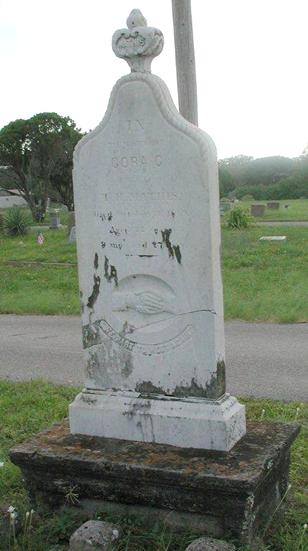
(185, 537), (235, 551)
(69, 10), (245, 450)
(259, 236), (286, 241)
(70, 391), (245, 451)
(10, 420), (299, 546)
(49, 209), (62, 229)
(69, 226), (76, 243)
(67, 211), (76, 235)
(251, 204), (265, 217)
(69, 520), (121, 551)
(220, 202), (231, 213)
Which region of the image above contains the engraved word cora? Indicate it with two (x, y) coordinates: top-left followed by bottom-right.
(69, 10), (246, 451)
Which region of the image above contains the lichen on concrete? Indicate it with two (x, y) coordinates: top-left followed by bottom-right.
(9, 420), (300, 546)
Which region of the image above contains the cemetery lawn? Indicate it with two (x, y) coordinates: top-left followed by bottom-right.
(0, 380), (307, 550)
(1, 226), (308, 322)
(222, 225), (308, 322)
(237, 198), (308, 222)
(0, 230), (79, 315)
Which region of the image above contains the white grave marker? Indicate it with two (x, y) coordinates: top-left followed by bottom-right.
(69, 11), (246, 451)
(259, 236), (287, 241)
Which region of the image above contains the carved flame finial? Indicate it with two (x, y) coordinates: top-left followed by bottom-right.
(127, 9), (147, 29)
(112, 10), (164, 73)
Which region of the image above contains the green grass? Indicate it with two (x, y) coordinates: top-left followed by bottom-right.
(0, 230), (79, 315)
(0, 227), (308, 322)
(238, 199), (308, 221)
(222, 226), (308, 322)
(0, 381), (306, 550)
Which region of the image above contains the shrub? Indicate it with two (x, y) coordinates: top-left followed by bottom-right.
(3, 206), (32, 236)
(226, 205), (251, 229)
(241, 194), (255, 201)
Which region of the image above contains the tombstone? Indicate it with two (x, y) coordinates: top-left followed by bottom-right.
(9, 11), (300, 547)
(259, 235), (286, 241)
(67, 211), (76, 235)
(69, 10), (245, 451)
(267, 201), (280, 210)
(250, 204), (265, 217)
(219, 201), (231, 213)
(69, 225), (76, 243)
(49, 208), (62, 229)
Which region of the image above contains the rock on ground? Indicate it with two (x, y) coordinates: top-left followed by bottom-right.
(185, 536), (236, 551)
(69, 520), (121, 551)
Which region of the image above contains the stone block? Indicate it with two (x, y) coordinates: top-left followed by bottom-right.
(185, 537), (235, 551)
(69, 520), (121, 551)
(69, 226), (76, 243)
(10, 420), (299, 546)
(259, 236), (286, 241)
(251, 204), (265, 217)
(49, 209), (62, 230)
(67, 211), (76, 235)
(220, 202), (231, 213)
(69, 391), (246, 451)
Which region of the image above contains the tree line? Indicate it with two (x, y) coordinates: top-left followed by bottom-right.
(1, 113), (307, 222)
(219, 154), (308, 200)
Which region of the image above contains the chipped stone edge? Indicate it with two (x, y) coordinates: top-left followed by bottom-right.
(69, 390), (246, 451)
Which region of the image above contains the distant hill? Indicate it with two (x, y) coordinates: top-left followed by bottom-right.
(218, 155), (308, 199)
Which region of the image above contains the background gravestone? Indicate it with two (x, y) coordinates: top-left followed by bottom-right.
(251, 204), (265, 217)
(69, 9), (245, 451)
(67, 211), (76, 234)
(267, 201), (280, 209)
(49, 208), (62, 229)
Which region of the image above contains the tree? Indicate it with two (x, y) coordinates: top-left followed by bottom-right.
(241, 156), (294, 187)
(48, 125), (82, 211)
(218, 165), (235, 198)
(0, 113), (83, 221)
(218, 154), (308, 200)
(218, 155), (253, 189)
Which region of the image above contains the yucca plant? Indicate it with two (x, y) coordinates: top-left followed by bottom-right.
(226, 205), (251, 229)
(3, 206), (32, 236)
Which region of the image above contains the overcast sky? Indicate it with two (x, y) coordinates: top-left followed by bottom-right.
(1, 0), (307, 159)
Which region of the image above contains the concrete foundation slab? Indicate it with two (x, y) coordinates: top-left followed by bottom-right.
(10, 420), (299, 546)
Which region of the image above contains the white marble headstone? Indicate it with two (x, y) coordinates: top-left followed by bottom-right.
(69, 10), (246, 450)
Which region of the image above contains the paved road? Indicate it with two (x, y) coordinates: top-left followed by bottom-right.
(0, 315), (307, 401)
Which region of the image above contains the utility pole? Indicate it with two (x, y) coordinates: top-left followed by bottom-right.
(172, 0), (198, 126)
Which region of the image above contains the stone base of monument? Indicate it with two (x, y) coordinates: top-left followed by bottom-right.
(69, 391), (246, 452)
(10, 420), (299, 547)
